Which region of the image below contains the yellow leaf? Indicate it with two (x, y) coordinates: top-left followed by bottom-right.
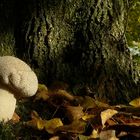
(90, 129), (99, 138)
(37, 119), (45, 130)
(38, 84), (48, 91)
(100, 109), (118, 128)
(26, 111), (45, 130)
(35, 84), (49, 101)
(129, 97), (140, 107)
(44, 118), (63, 134)
(26, 119), (44, 130)
(82, 114), (95, 121)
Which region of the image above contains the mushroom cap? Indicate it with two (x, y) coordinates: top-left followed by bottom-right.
(0, 56), (38, 97)
(0, 88), (16, 122)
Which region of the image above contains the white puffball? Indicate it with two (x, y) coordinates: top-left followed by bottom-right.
(0, 56), (38, 97)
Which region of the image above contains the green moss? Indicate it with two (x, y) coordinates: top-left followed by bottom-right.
(0, 32), (15, 56)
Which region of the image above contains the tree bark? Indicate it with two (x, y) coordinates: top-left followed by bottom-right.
(0, 0), (139, 104)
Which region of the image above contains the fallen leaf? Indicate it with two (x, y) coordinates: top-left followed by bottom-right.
(56, 120), (87, 134)
(101, 109), (118, 128)
(114, 114), (140, 126)
(49, 136), (60, 140)
(78, 135), (89, 140)
(80, 96), (97, 110)
(52, 89), (74, 101)
(65, 105), (84, 122)
(95, 100), (111, 108)
(44, 118), (63, 134)
(129, 97), (140, 107)
(106, 119), (117, 126)
(35, 84), (49, 101)
(82, 114), (95, 121)
(90, 129), (99, 138)
(38, 84), (48, 91)
(11, 112), (20, 123)
(117, 131), (128, 138)
(99, 130), (119, 140)
(26, 111), (44, 130)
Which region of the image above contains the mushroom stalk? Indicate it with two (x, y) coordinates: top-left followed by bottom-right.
(0, 89), (16, 122)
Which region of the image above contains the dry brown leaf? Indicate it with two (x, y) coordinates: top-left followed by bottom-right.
(95, 100), (111, 108)
(114, 114), (140, 126)
(129, 97), (140, 107)
(66, 105), (84, 122)
(80, 96), (97, 110)
(106, 119), (118, 126)
(101, 109), (118, 128)
(99, 130), (119, 140)
(49, 136), (60, 140)
(56, 120), (86, 134)
(11, 112), (20, 123)
(52, 89), (74, 101)
(44, 118), (63, 134)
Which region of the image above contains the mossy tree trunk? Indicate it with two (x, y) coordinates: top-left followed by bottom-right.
(0, 0), (139, 104)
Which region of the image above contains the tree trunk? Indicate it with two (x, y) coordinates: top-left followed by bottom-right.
(1, 0), (139, 104)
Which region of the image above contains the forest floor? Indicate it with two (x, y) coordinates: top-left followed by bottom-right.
(0, 82), (140, 140)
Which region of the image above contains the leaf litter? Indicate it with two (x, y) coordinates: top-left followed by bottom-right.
(3, 82), (140, 140)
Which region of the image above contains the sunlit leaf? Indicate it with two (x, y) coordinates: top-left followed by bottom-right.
(82, 114), (95, 121)
(26, 111), (44, 130)
(90, 129), (99, 138)
(101, 109), (118, 128)
(35, 84), (49, 101)
(129, 97), (140, 107)
(26, 117), (44, 130)
(44, 118), (63, 134)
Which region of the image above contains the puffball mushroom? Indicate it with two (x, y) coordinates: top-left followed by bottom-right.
(0, 56), (38, 122)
